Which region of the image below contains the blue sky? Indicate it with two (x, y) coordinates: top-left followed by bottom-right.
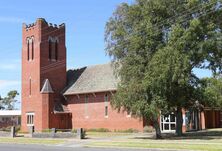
(0, 0), (212, 109)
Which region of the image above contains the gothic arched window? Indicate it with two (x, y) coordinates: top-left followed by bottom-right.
(31, 37), (34, 60)
(27, 37), (34, 61)
(48, 37), (59, 61)
(55, 40), (58, 61)
(27, 38), (30, 61)
(49, 39), (52, 60)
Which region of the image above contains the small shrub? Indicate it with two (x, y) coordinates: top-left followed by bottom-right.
(87, 128), (110, 132)
(71, 129), (77, 133)
(0, 125), (21, 132)
(15, 125), (21, 132)
(17, 131), (29, 134)
(42, 129), (52, 133)
(143, 126), (155, 133)
(114, 128), (139, 133)
(0, 126), (11, 132)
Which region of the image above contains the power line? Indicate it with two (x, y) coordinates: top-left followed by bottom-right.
(114, 1), (221, 44)
(150, 0), (217, 31)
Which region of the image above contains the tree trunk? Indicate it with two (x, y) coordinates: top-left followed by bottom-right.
(153, 119), (162, 139)
(176, 106), (183, 136)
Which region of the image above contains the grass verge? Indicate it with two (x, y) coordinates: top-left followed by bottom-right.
(0, 137), (65, 145)
(85, 140), (222, 151)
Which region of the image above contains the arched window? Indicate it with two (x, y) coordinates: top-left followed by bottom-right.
(31, 37), (34, 60)
(55, 40), (58, 61)
(48, 37), (59, 61)
(27, 39), (30, 61)
(49, 39), (52, 60)
(29, 77), (32, 97)
(27, 37), (34, 61)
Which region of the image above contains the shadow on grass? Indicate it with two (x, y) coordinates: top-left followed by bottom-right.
(132, 129), (222, 140)
(15, 134), (25, 137)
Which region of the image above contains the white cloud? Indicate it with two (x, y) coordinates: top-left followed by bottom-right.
(0, 80), (20, 90)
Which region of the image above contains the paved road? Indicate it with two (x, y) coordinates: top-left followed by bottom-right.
(0, 144), (179, 151)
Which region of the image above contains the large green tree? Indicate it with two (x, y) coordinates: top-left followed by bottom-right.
(105, 0), (222, 138)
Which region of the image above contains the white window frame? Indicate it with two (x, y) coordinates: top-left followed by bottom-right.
(160, 113), (176, 132)
(26, 112), (35, 126)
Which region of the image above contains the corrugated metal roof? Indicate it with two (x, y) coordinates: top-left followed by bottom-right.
(0, 110), (21, 116)
(63, 63), (119, 95)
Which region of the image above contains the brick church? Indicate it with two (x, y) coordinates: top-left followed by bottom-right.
(21, 18), (222, 132)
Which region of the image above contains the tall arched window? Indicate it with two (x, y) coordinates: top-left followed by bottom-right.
(55, 40), (58, 61)
(27, 37), (34, 61)
(27, 39), (30, 61)
(49, 39), (52, 60)
(31, 37), (34, 60)
(48, 37), (59, 61)
(29, 77), (32, 97)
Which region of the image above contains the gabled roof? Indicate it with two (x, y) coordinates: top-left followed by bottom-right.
(40, 79), (54, 93)
(63, 63), (119, 95)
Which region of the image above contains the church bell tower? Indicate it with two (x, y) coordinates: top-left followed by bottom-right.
(21, 18), (68, 132)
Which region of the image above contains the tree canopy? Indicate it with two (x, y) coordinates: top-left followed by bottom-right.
(105, 0), (222, 138)
(201, 76), (222, 108)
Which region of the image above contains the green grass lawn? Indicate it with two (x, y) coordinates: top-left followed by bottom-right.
(86, 139), (222, 151)
(0, 137), (65, 145)
(86, 141), (222, 151)
(85, 129), (222, 151)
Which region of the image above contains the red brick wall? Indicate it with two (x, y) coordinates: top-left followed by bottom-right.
(21, 19), (67, 132)
(67, 92), (144, 131)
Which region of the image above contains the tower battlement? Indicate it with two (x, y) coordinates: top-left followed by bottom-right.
(23, 18), (65, 31)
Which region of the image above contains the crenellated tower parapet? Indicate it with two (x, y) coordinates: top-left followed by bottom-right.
(23, 18), (65, 31)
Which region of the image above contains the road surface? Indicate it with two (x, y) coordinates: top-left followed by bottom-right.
(0, 143), (179, 151)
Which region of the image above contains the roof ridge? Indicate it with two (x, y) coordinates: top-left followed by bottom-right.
(67, 62), (112, 71)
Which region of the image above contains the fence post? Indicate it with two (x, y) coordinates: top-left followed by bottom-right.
(51, 128), (56, 138)
(77, 128), (84, 139)
(29, 126), (34, 137)
(10, 126), (15, 138)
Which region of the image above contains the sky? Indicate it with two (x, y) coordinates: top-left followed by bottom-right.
(0, 0), (212, 109)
